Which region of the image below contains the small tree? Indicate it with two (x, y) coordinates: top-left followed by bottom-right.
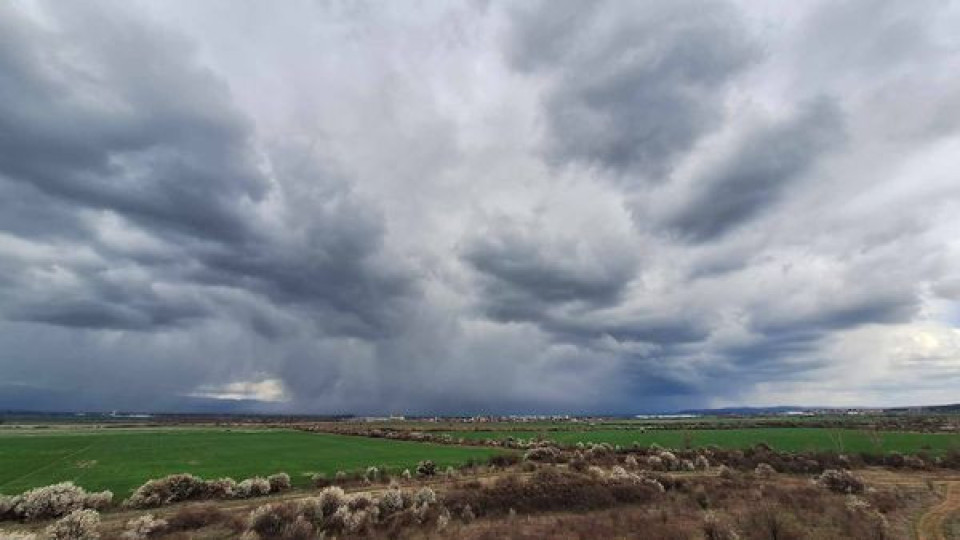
(416, 460), (437, 478)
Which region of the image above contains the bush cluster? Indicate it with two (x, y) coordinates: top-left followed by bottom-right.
(817, 469), (866, 494)
(1, 482), (112, 522)
(125, 472), (290, 509)
(241, 484), (451, 538)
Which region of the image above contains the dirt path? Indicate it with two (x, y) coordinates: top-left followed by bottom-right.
(916, 481), (960, 540)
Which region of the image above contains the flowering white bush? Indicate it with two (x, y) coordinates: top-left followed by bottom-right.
(202, 477), (237, 499)
(379, 488), (405, 515)
(523, 447), (561, 462)
(401, 469), (412, 480)
(754, 463), (776, 478)
(646, 456), (664, 470)
(681, 459), (695, 472)
(328, 505), (374, 534)
(125, 474), (203, 508)
(658, 451), (679, 470)
(235, 477), (271, 499)
(267, 473), (291, 493)
(695, 455), (711, 470)
(642, 477), (666, 493)
(45, 509), (100, 540)
(816, 469), (865, 494)
(13, 482), (110, 521)
(121, 514), (168, 539)
(318, 486), (347, 518)
(624, 455), (639, 469)
(414, 487), (436, 506)
(365, 467), (380, 483)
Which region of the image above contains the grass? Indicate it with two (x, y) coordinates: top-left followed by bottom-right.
(442, 427), (960, 454)
(0, 427), (502, 497)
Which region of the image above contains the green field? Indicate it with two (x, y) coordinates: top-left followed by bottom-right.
(0, 428), (502, 497)
(443, 428), (960, 455)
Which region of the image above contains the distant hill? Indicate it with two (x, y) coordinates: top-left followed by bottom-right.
(670, 406), (817, 416)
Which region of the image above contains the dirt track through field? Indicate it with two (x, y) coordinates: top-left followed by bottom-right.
(916, 481), (960, 540)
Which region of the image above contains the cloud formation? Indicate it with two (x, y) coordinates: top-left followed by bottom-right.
(1, 0), (959, 413)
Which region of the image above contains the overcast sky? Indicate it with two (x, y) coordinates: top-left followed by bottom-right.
(1, 0), (959, 414)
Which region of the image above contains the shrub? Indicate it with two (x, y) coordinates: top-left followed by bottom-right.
(126, 474), (204, 508)
(121, 514), (168, 539)
(45, 509), (100, 540)
(379, 488), (405, 516)
(703, 510), (739, 540)
(267, 473), (291, 493)
(718, 466), (736, 479)
(201, 477), (237, 499)
(236, 477), (271, 499)
(165, 503), (229, 531)
(415, 487), (437, 506)
(14, 482), (110, 521)
(317, 486), (347, 518)
(401, 469), (412, 481)
(460, 504), (475, 523)
(695, 455), (711, 470)
(416, 460), (437, 477)
(247, 502), (301, 539)
(741, 507), (803, 540)
(624, 455), (639, 469)
(658, 451), (679, 470)
(347, 493), (375, 512)
(523, 447), (561, 462)
(365, 466), (380, 483)
(817, 469), (865, 494)
(436, 507), (450, 530)
(285, 516), (316, 540)
(755, 463), (776, 478)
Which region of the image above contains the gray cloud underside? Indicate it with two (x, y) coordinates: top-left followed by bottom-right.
(1, 0), (959, 413)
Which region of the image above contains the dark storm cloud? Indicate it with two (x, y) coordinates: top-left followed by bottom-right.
(508, 0), (756, 179)
(0, 3), (413, 340)
(667, 99), (845, 241)
(1, 0), (958, 413)
(463, 234), (634, 319)
(0, 4), (265, 245)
